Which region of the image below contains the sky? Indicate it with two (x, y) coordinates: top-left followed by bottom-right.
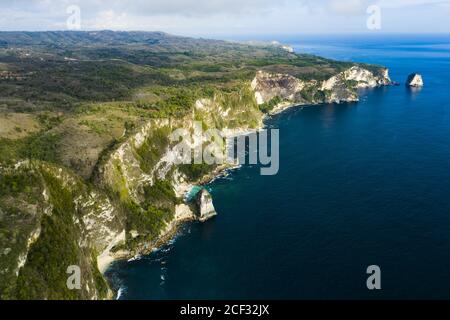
(0, 0), (449, 36)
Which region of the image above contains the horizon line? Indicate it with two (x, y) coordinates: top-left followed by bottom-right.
(1, 30), (450, 37)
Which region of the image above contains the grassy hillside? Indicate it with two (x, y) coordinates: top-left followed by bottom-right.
(0, 31), (385, 299)
(0, 31), (360, 177)
(0, 31), (354, 112)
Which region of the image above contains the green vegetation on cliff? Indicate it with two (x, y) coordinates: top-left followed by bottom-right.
(0, 164), (110, 299)
(0, 31), (388, 300)
(126, 179), (178, 244)
(259, 96), (283, 113)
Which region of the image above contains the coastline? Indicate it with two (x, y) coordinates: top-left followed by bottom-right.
(98, 68), (394, 298)
(98, 112), (271, 285)
(98, 205), (197, 275)
(99, 98), (319, 279)
(99, 99), (357, 278)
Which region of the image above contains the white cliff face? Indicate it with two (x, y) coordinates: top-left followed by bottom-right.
(7, 92), (252, 296)
(344, 66), (377, 87)
(320, 73), (359, 104)
(40, 163), (126, 279)
(251, 66), (391, 109)
(92, 92), (260, 271)
(0, 161), (125, 299)
(1, 62), (395, 299)
(407, 73), (424, 87)
(100, 119), (172, 202)
(251, 70), (305, 105)
(343, 66), (391, 87)
(322, 66), (391, 92)
(196, 189), (217, 222)
(381, 68), (392, 85)
(175, 204), (195, 221)
(97, 231), (126, 274)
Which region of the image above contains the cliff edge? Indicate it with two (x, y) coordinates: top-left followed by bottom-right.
(0, 64), (392, 299)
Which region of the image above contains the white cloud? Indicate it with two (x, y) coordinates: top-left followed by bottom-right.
(328, 0), (368, 15)
(0, 0), (448, 34)
(377, 0), (450, 9)
(87, 10), (131, 30)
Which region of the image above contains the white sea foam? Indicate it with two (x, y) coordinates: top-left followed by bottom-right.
(116, 286), (126, 300)
(127, 254), (142, 262)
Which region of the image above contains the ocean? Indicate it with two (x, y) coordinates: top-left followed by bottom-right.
(105, 34), (450, 299)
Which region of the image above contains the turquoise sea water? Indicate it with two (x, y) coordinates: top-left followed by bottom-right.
(106, 35), (450, 299)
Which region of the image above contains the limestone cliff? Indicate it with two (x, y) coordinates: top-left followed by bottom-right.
(195, 189), (217, 222)
(0, 161), (123, 299)
(0, 63), (392, 300)
(251, 66), (391, 113)
(407, 73), (424, 87)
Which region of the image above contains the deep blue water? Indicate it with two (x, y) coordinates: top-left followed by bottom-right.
(106, 35), (450, 299)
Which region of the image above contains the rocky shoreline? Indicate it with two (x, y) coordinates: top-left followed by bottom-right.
(0, 62), (394, 300)
(98, 69), (392, 288)
(98, 66), (395, 299)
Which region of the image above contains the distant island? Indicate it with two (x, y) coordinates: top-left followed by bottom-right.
(0, 31), (391, 300)
(407, 73), (424, 87)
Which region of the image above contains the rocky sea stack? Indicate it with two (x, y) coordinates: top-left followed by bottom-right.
(407, 73), (424, 87)
(196, 189), (217, 222)
(0, 30), (395, 299)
